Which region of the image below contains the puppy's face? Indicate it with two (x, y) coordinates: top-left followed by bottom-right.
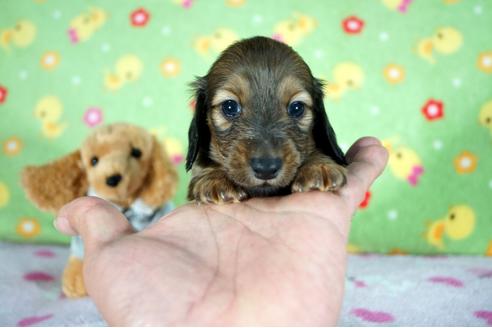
(80, 124), (154, 204)
(187, 37), (345, 196)
(207, 74), (316, 195)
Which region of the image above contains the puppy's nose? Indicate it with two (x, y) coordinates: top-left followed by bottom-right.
(106, 174), (122, 187)
(250, 157), (282, 180)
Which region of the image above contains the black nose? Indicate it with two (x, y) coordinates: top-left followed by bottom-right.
(106, 174), (122, 187)
(250, 157), (282, 180)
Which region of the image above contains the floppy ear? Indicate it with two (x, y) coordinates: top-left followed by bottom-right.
(185, 77), (211, 171)
(311, 78), (347, 166)
(21, 151), (88, 214)
(139, 136), (178, 207)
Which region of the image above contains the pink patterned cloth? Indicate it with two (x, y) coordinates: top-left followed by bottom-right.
(1, 242), (491, 326)
(340, 254), (492, 326)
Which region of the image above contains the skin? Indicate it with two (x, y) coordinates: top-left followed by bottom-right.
(55, 137), (388, 326)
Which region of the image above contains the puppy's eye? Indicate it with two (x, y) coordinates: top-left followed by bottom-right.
(288, 101), (305, 118)
(91, 156), (98, 166)
(221, 100), (241, 118)
(131, 147), (142, 159)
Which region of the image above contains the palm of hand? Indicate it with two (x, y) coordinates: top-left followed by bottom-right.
(56, 137), (387, 326)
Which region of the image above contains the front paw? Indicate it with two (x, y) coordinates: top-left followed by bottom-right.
(189, 171), (247, 204)
(292, 162), (347, 193)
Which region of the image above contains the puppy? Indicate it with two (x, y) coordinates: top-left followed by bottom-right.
(186, 36), (347, 204)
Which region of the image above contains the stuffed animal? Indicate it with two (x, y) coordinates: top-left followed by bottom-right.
(21, 123), (178, 297)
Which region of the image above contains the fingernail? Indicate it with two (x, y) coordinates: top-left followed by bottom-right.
(53, 216), (70, 232)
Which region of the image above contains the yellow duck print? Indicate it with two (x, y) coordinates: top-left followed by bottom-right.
(479, 100), (492, 136)
(225, 0), (246, 7)
(383, 139), (424, 186)
(486, 241), (492, 256)
(34, 96), (67, 138)
(381, 0), (412, 12)
(382, 0), (402, 10)
(272, 13), (317, 46)
(324, 62), (364, 100)
(425, 205), (476, 250)
(163, 137), (184, 165)
(347, 244), (362, 254)
(0, 182), (9, 208)
(1, 20), (36, 51)
(104, 55), (143, 91)
(194, 28), (238, 56)
(417, 27), (463, 63)
(68, 7), (107, 44)
(150, 126), (185, 165)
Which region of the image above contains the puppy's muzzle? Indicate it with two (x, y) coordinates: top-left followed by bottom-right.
(106, 173), (122, 187)
(250, 157), (282, 180)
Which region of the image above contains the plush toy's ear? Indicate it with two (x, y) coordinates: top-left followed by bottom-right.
(312, 78), (347, 166)
(185, 76), (211, 171)
(21, 151), (88, 214)
(139, 136), (178, 207)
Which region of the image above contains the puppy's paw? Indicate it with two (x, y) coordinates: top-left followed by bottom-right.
(62, 256), (87, 298)
(189, 171), (247, 204)
(292, 162), (347, 193)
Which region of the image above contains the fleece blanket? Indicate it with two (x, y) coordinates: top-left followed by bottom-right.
(1, 241), (491, 326)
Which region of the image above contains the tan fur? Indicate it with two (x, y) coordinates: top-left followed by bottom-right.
(62, 256), (86, 297)
(22, 151), (87, 214)
(212, 73), (251, 106)
(21, 123), (178, 298)
(188, 165), (247, 203)
(277, 76), (312, 107)
(139, 136), (178, 207)
(291, 152), (347, 193)
(211, 105), (233, 131)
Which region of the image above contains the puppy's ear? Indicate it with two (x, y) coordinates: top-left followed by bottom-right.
(311, 78), (347, 166)
(21, 151), (88, 214)
(139, 136), (178, 207)
(186, 76), (211, 171)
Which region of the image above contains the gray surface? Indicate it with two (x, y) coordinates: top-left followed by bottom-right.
(340, 254), (492, 326)
(1, 242), (491, 326)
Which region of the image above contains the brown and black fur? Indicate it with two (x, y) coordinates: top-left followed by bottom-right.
(186, 36), (347, 204)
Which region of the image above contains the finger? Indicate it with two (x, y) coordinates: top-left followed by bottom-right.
(340, 138), (388, 209)
(55, 196), (132, 253)
(345, 136), (382, 163)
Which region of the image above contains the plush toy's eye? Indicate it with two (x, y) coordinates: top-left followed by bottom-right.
(91, 156), (98, 166)
(221, 100), (241, 118)
(288, 101), (305, 118)
(131, 147), (142, 159)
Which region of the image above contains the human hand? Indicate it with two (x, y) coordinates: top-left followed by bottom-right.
(54, 137), (388, 326)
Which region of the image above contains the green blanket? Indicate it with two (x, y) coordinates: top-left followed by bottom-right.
(1, 0), (491, 255)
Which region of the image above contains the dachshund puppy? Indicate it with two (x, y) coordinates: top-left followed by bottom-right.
(186, 36), (347, 204)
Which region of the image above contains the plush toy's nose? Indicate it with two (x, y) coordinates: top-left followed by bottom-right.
(106, 174), (122, 187)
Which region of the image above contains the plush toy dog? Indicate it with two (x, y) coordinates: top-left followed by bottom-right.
(21, 123), (178, 297)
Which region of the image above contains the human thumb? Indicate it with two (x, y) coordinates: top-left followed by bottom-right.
(55, 196), (132, 254)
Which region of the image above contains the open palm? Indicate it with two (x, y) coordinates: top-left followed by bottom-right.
(55, 137), (388, 326)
